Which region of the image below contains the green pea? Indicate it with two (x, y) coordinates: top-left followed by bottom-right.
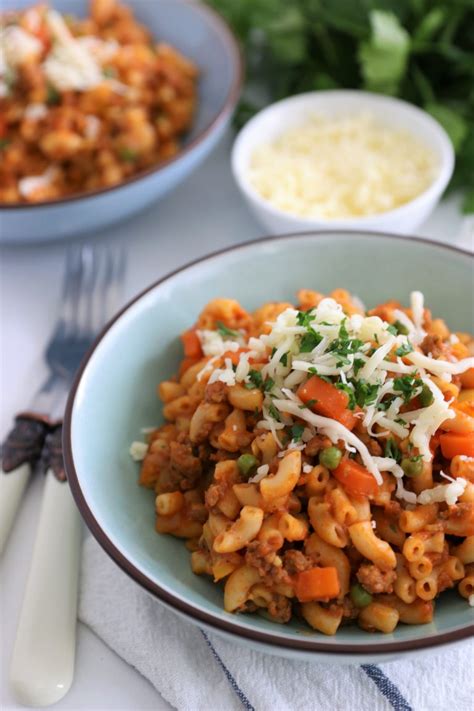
(393, 320), (409, 336)
(319, 446), (342, 470)
(401, 457), (423, 477)
(350, 583), (372, 608)
(237, 453), (258, 479)
(419, 384), (434, 408)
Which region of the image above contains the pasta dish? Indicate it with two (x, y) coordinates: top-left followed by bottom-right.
(132, 288), (474, 635)
(0, 0), (197, 202)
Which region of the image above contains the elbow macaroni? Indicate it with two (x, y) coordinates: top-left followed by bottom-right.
(134, 290), (474, 635)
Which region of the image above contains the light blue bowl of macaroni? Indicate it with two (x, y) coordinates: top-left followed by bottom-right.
(64, 231), (474, 663)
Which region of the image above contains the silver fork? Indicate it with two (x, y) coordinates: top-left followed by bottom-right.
(5, 243), (125, 707)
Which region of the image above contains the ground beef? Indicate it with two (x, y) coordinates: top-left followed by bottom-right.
(167, 440), (202, 490)
(205, 381), (228, 403)
(283, 550), (313, 576)
(268, 596), (292, 623)
(384, 500), (402, 517)
(420, 334), (450, 359)
(245, 541), (290, 585)
(357, 563), (397, 594)
(304, 434), (332, 458)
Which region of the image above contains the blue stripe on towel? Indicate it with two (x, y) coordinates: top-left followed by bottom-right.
(200, 630), (256, 711)
(362, 664), (412, 711)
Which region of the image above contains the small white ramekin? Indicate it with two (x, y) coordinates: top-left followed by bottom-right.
(231, 90), (454, 235)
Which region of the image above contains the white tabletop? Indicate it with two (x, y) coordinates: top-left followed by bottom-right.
(0, 130), (472, 711)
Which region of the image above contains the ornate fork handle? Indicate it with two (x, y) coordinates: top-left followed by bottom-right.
(1, 412), (52, 473)
(41, 423), (66, 482)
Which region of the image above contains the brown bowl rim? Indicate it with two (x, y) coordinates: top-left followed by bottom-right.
(63, 230), (474, 655)
(0, 0), (243, 211)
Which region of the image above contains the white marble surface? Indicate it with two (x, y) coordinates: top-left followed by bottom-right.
(0, 131), (472, 710)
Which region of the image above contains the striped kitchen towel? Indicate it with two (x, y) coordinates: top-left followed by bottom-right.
(79, 536), (473, 711)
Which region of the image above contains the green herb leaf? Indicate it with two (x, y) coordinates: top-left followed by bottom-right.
(384, 437), (402, 463)
(291, 423), (305, 442)
(268, 403), (281, 422)
(46, 83), (60, 105)
(395, 341), (414, 357)
(215, 321), (240, 338)
(118, 147), (138, 162)
(0, 138), (10, 150)
(358, 11), (410, 95)
(300, 330), (322, 352)
(279, 352), (288, 367)
(335, 382), (356, 410)
(393, 374), (423, 403)
(426, 103), (468, 152)
(386, 324), (398, 335)
(246, 369), (263, 390)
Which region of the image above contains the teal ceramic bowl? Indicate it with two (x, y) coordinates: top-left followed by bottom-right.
(64, 232), (474, 663)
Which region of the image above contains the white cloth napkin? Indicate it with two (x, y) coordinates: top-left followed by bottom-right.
(79, 536), (473, 711)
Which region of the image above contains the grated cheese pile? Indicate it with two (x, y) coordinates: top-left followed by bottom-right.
(248, 113), (438, 218)
(197, 291), (474, 507)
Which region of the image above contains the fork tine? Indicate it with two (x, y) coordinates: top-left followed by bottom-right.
(92, 243), (126, 333)
(60, 247), (83, 339)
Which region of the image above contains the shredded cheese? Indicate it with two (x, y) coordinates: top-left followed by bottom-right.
(248, 113), (438, 219)
(129, 441), (148, 462)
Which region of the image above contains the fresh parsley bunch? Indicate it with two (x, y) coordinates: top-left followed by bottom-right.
(209, 0), (474, 211)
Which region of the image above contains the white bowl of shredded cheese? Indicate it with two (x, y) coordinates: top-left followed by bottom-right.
(232, 91), (454, 235)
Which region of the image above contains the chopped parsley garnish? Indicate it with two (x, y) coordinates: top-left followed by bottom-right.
(395, 341), (414, 357)
(245, 369), (263, 389)
(300, 398), (317, 409)
(268, 403), (281, 421)
(327, 320), (363, 366)
(280, 352), (288, 367)
(335, 382), (356, 410)
(300, 330), (322, 352)
(393, 320), (410, 336)
(353, 358), (365, 376)
(263, 377), (275, 392)
(384, 437), (401, 463)
(46, 84), (60, 105)
(246, 370), (274, 392)
(291, 423), (305, 442)
(308, 367), (318, 375)
(296, 309), (316, 327)
(119, 147), (138, 162)
(352, 379), (379, 408)
(216, 321), (240, 338)
(386, 324), (398, 335)
(393, 374), (423, 403)
(103, 66), (116, 78)
(377, 395), (396, 411)
(395, 417), (407, 425)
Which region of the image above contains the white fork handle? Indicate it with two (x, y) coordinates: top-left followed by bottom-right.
(0, 464), (31, 555)
(10, 470), (82, 707)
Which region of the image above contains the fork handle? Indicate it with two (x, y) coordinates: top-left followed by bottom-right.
(0, 412), (50, 554)
(10, 470), (82, 707)
(0, 463), (31, 554)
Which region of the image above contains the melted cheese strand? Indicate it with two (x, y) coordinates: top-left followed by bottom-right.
(272, 398), (383, 484)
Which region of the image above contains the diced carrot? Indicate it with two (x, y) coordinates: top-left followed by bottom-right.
(296, 375), (357, 430)
(180, 328), (203, 359)
(294, 567), (340, 602)
(439, 432), (474, 459)
(333, 458), (379, 497)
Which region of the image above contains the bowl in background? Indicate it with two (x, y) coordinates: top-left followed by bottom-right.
(64, 231), (473, 664)
(232, 91), (454, 235)
(0, 0), (242, 244)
